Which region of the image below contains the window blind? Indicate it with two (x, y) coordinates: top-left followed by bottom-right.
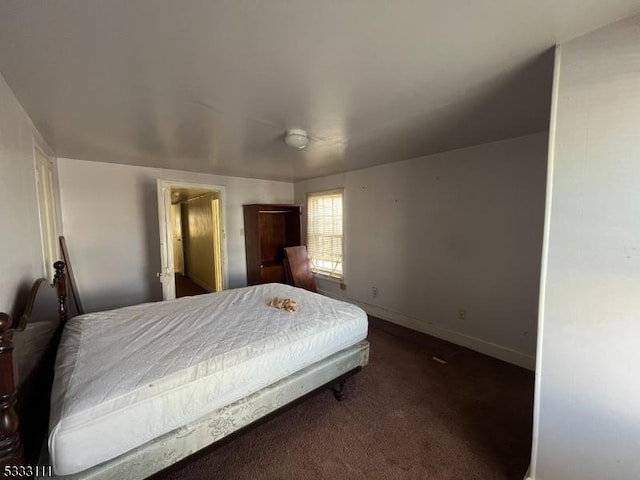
(307, 190), (343, 279)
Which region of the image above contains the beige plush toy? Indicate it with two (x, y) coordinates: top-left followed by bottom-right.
(268, 297), (298, 312)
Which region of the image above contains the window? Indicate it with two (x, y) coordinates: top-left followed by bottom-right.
(34, 145), (59, 282)
(307, 189), (343, 279)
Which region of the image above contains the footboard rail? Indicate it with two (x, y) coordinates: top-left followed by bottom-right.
(0, 312), (21, 468)
(0, 261), (68, 469)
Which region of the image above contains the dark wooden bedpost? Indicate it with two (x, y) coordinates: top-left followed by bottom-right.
(54, 261), (68, 323)
(0, 312), (22, 468)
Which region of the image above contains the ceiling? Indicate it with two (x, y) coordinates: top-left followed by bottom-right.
(1, 1), (639, 182)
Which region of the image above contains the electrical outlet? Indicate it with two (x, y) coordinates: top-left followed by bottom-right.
(372, 287), (379, 298)
(457, 309), (466, 321)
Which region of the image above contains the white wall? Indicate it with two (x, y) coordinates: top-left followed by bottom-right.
(295, 132), (548, 368)
(531, 15), (640, 480)
(57, 158), (293, 312)
(0, 71), (58, 318)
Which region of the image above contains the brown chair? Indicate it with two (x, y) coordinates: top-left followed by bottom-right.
(284, 246), (317, 292)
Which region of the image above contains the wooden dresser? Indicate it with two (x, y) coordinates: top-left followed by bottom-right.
(243, 204), (302, 285)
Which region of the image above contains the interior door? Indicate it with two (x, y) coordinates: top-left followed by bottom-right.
(34, 145), (59, 282)
(212, 197), (223, 291)
(171, 204), (184, 275)
(157, 180), (176, 300)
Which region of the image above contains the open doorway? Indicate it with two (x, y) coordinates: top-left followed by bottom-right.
(157, 180), (227, 300)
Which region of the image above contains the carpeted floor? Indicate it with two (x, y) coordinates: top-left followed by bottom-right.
(156, 319), (534, 480)
(175, 274), (209, 298)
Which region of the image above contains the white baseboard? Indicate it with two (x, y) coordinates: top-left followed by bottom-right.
(318, 288), (536, 371)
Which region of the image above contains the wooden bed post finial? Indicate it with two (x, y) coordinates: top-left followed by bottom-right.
(54, 261), (68, 323)
(0, 312), (22, 468)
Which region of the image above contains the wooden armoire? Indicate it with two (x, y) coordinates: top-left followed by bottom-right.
(243, 204), (302, 285)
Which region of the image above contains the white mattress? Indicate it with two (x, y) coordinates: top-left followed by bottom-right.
(48, 284), (368, 475)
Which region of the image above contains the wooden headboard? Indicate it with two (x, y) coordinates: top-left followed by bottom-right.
(0, 261), (69, 468)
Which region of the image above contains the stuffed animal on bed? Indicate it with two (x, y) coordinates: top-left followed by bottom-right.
(268, 297), (298, 312)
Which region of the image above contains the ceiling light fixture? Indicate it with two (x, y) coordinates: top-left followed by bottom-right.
(284, 128), (309, 149)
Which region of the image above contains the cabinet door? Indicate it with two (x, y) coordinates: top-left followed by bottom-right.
(260, 264), (285, 283)
(243, 204), (302, 285)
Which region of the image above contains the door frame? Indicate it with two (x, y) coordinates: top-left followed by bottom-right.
(157, 179), (228, 300)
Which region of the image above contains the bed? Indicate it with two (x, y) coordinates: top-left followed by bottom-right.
(0, 262), (369, 479)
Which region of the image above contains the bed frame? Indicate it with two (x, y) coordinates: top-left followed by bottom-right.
(0, 262), (369, 479)
(1, 261), (68, 471)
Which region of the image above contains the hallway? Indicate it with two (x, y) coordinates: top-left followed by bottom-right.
(175, 274), (209, 298)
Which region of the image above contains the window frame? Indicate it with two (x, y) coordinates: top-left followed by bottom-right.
(306, 188), (345, 282)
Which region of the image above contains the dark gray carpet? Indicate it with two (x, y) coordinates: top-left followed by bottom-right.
(156, 320), (534, 479)
(175, 274), (209, 298)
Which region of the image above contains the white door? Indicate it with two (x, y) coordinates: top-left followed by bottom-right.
(171, 204), (185, 275)
(34, 145), (59, 282)
(157, 180), (176, 300)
